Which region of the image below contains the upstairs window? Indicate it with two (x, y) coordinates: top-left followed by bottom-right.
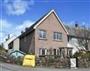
(39, 30), (46, 39)
(53, 32), (62, 41)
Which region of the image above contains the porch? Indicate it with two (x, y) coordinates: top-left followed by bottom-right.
(39, 47), (73, 58)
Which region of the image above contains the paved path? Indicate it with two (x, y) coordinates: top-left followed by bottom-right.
(0, 62), (90, 71)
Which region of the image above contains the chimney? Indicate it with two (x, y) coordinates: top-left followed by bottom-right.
(8, 34), (10, 39)
(21, 31), (24, 34)
(6, 34), (10, 41)
(75, 21), (79, 28)
(25, 27), (28, 31)
(75, 24), (78, 28)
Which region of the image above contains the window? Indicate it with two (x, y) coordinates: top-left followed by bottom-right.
(57, 49), (60, 55)
(39, 30), (46, 39)
(8, 42), (13, 49)
(59, 48), (65, 58)
(39, 48), (47, 56)
(53, 49), (57, 55)
(67, 49), (72, 57)
(42, 49), (45, 55)
(53, 32), (62, 41)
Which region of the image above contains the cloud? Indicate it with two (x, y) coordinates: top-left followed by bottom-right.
(0, 32), (4, 43)
(0, 19), (12, 29)
(0, 19), (34, 43)
(63, 21), (75, 27)
(0, 19), (12, 41)
(4, 0), (34, 15)
(0, 19), (13, 43)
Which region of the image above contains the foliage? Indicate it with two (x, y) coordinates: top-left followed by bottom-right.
(0, 45), (6, 56)
(73, 51), (90, 67)
(36, 56), (70, 68)
(0, 45), (6, 51)
(73, 51), (90, 59)
(74, 25), (90, 50)
(73, 51), (83, 58)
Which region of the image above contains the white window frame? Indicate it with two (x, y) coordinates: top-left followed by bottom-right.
(67, 49), (72, 57)
(39, 48), (47, 56)
(60, 48), (65, 58)
(53, 32), (62, 41)
(39, 29), (46, 39)
(53, 49), (57, 55)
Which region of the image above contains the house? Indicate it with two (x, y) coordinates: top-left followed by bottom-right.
(19, 10), (73, 57)
(8, 9), (90, 57)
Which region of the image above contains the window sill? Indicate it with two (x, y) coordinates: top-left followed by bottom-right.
(39, 38), (47, 40)
(39, 55), (46, 57)
(53, 39), (62, 42)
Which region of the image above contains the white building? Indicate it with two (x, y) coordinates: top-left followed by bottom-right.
(3, 36), (16, 50)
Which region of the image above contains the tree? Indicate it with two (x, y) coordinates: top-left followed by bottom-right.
(74, 24), (90, 50)
(0, 44), (6, 55)
(0, 44), (5, 50)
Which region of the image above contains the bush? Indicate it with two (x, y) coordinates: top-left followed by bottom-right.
(73, 51), (90, 59)
(36, 56), (70, 68)
(73, 51), (90, 68)
(0, 45), (6, 55)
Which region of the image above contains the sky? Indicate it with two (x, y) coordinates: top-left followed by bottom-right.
(0, 0), (90, 43)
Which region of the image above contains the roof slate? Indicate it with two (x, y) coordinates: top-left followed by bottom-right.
(19, 11), (49, 38)
(65, 25), (90, 39)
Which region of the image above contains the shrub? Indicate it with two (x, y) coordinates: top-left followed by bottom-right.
(73, 51), (90, 68)
(73, 51), (90, 59)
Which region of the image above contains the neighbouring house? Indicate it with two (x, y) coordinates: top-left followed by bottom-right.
(8, 37), (20, 54)
(3, 35), (17, 50)
(4, 36), (25, 58)
(8, 37), (20, 50)
(8, 9), (90, 57)
(66, 25), (90, 54)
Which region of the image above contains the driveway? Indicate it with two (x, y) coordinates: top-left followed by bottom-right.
(0, 62), (90, 71)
